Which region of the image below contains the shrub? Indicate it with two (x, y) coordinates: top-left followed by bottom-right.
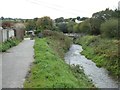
(79, 20), (91, 34)
(56, 23), (68, 33)
(42, 30), (72, 58)
(100, 18), (118, 38)
(67, 21), (76, 33)
(0, 38), (20, 52)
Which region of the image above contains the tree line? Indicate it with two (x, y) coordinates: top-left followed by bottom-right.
(55, 8), (119, 38)
(25, 8), (119, 38)
(1, 8), (119, 38)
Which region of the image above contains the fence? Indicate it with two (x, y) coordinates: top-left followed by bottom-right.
(0, 28), (15, 43)
(0, 23), (25, 43)
(0, 30), (2, 43)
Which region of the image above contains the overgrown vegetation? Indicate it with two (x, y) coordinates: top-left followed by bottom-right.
(2, 7), (119, 88)
(100, 18), (118, 38)
(55, 8), (119, 37)
(0, 38), (21, 52)
(75, 35), (119, 79)
(73, 8), (119, 79)
(24, 32), (94, 88)
(42, 30), (72, 58)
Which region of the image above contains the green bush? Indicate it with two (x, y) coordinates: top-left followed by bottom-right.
(100, 18), (118, 38)
(89, 18), (103, 35)
(56, 23), (68, 33)
(67, 21), (76, 33)
(0, 38), (21, 52)
(79, 20), (91, 34)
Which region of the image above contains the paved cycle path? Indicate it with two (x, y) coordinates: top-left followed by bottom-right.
(2, 38), (34, 88)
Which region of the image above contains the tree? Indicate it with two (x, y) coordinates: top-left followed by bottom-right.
(2, 21), (14, 29)
(14, 23), (25, 30)
(57, 22), (68, 33)
(25, 20), (36, 31)
(36, 16), (53, 32)
(33, 17), (38, 21)
(89, 18), (102, 35)
(73, 23), (80, 33)
(100, 18), (118, 38)
(71, 18), (76, 22)
(79, 20), (91, 34)
(76, 16), (80, 21)
(1, 16), (4, 20)
(67, 21), (76, 33)
(92, 8), (116, 21)
(55, 17), (64, 23)
(80, 17), (89, 21)
(89, 8), (119, 35)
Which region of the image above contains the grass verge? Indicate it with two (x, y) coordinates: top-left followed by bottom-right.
(0, 38), (21, 52)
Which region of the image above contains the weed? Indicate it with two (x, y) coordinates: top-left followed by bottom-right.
(76, 35), (119, 79)
(0, 38), (21, 52)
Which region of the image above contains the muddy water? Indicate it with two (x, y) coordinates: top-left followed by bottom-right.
(65, 44), (118, 88)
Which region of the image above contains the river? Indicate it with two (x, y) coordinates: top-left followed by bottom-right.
(65, 44), (119, 88)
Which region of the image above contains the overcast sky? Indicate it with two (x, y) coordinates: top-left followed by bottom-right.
(0, 0), (119, 19)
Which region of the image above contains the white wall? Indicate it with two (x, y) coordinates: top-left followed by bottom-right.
(0, 29), (15, 43)
(0, 30), (2, 43)
(2, 29), (8, 42)
(8, 29), (14, 38)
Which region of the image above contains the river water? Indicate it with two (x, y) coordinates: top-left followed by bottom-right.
(65, 44), (119, 88)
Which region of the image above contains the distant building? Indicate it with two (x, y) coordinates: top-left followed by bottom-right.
(75, 20), (83, 23)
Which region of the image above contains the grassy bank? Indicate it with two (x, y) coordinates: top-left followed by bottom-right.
(76, 35), (119, 79)
(43, 31), (72, 59)
(24, 31), (94, 88)
(0, 38), (21, 52)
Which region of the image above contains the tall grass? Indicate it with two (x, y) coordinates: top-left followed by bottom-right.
(42, 30), (72, 58)
(76, 35), (119, 79)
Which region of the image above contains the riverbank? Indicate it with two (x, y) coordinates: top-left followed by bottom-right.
(24, 31), (94, 88)
(65, 44), (118, 88)
(75, 35), (119, 79)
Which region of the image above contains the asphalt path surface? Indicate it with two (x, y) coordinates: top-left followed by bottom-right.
(0, 53), (2, 89)
(2, 38), (34, 88)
